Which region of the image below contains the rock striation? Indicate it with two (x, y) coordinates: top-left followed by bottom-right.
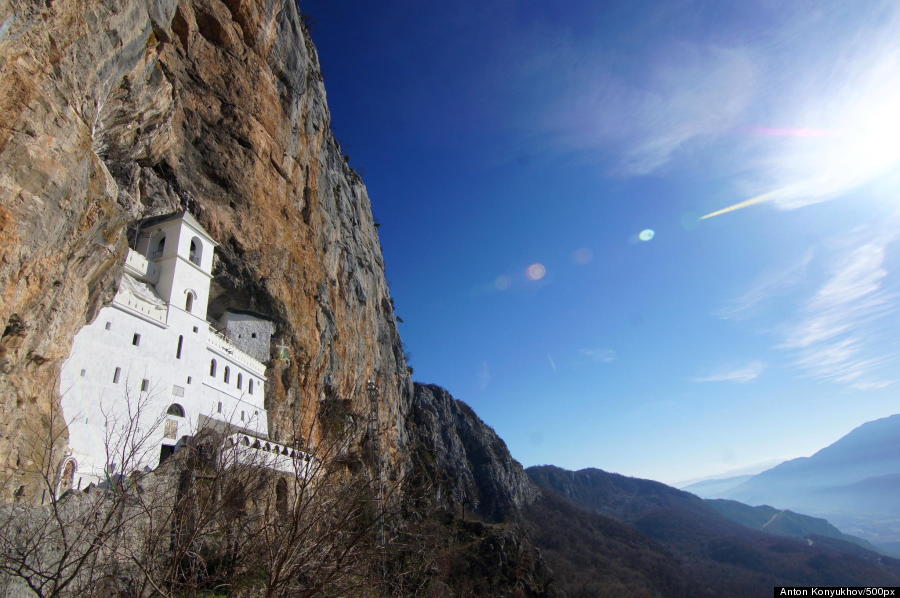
(0, 0), (410, 500)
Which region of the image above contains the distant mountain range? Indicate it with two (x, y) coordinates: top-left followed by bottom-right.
(704, 499), (877, 551)
(526, 465), (900, 594)
(683, 413), (900, 554)
(682, 474), (753, 497)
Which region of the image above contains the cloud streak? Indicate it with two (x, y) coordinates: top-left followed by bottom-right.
(477, 361), (491, 391)
(778, 230), (899, 388)
(580, 348), (617, 364)
(719, 249), (814, 320)
(692, 361), (765, 384)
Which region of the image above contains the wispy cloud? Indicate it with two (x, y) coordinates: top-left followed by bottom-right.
(580, 348), (617, 363)
(851, 380), (894, 391)
(540, 42), (757, 175)
(719, 249), (815, 320)
(692, 360), (765, 384)
(778, 229), (899, 388)
(547, 353), (557, 373)
(477, 361), (491, 391)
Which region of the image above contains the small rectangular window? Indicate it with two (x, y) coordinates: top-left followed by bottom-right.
(176, 335), (183, 359)
(187, 376), (192, 384)
(141, 379), (149, 392)
(80, 369), (86, 377)
(163, 420), (178, 439)
(193, 326), (198, 333)
(113, 367), (121, 384)
(132, 333), (141, 346)
(105, 322), (112, 330)
(217, 402), (222, 414)
(251, 332), (257, 338)
(241, 411), (245, 421)
(249, 379), (254, 395)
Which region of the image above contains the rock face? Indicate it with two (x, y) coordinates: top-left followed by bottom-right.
(0, 0), (410, 500)
(406, 383), (538, 522)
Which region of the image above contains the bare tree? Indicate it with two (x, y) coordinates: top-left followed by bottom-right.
(0, 383), (165, 598)
(0, 379), (438, 598)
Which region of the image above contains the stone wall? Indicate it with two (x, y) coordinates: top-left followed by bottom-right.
(219, 310), (275, 363)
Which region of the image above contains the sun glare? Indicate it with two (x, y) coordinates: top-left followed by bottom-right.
(704, 53), (900, 219)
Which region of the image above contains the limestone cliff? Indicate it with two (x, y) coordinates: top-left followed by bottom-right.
(407, 383), (539, 523)
(0, 0), (410, 500)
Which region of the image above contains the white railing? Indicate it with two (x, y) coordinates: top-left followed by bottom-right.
(124, 249), (159, 282)
(222, 433), (314, 476)
(207, 326), (267, 376)
(114, 294), (167, 324)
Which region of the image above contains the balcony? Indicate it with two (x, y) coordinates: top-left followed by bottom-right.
(124, 249), (160, 283)
(222, 433), (314, 475)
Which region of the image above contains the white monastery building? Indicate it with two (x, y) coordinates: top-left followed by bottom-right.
(59, 212), (300, 490)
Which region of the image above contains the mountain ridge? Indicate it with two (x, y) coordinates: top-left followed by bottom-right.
(526, 464), (900, 593)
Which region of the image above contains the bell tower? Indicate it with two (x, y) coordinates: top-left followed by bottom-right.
(135, 212), (218, 321)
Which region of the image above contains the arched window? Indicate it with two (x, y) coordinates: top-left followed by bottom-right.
(189, 237), (203, 266)
(210, 359), (217, 376)
(166, 404), (185, 417)
(154, 235), (166, 258)
(176, 335), (183, 359)
(224, 366), (231, 383)
(185, 291), (194, 313)
(249, 379), (254, 395)
(237, 373), (243, 389)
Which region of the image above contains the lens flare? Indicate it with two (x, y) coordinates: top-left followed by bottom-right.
(494, 275), (512, 290)
(526, 263), (546, 280)
(638, 229), (655, 242)
(573, 248), (593, 264)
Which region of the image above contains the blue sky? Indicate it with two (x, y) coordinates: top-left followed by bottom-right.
(302, 0), (900, 483)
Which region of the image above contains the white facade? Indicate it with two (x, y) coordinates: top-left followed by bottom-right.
(59, 212), (283, 490)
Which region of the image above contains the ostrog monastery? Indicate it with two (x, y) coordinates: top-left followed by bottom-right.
(59, 212), (298, 490)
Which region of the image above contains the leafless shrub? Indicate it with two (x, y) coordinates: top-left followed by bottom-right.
(0, 383), (434, 598)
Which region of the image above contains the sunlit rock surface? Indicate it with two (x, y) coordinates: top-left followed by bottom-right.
(0, 0), (410, 500)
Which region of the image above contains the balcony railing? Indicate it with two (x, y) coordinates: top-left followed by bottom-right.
(207, 326), (267, 377)
(114, 293), (167, 324)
